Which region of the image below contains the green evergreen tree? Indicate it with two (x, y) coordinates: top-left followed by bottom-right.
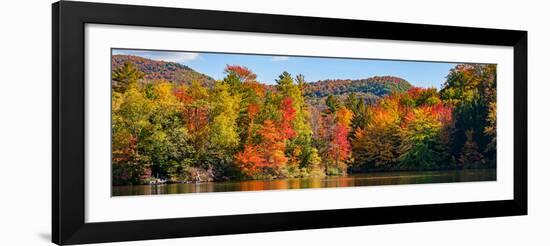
(325, 95), (340, 113)
(112, 62), (144, 93)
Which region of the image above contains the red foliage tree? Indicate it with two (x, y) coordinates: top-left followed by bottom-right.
(280, 97), (297, 139)
(234, 144), (266, 177)
(407, 86), (423, 99)
(328, 123), (351, 166)
(224, 65), (257, 82)
(247, 103), (260, 119)
(173, 87), (193, 104)
(183, 107), (209, 134)
(430, 103), (453, 124)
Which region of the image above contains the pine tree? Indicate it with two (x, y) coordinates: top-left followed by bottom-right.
(344, 93), (359, 113)
(325, 95), (340, 113)
(112, 62), (144, 93)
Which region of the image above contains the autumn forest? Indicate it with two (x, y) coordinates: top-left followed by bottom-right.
(111, 51), (497, 193)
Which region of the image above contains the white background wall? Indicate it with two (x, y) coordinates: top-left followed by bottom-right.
(0, 0), (547, 245)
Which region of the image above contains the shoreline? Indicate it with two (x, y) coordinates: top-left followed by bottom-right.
(112, 168), (496, 187)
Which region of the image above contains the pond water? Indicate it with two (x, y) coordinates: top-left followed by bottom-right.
(112, 168), (496, 196)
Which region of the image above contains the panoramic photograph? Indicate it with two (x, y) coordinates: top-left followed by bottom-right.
(110, 49), (497, 196)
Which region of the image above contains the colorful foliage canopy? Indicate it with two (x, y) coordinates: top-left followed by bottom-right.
(111, 59), (497, 185)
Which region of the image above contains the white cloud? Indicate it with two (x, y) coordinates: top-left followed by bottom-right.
(112, 49), (199, 63)
(270, 56), (289, 62)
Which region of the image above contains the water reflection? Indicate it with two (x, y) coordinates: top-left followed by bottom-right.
(112, 169), (496, 196)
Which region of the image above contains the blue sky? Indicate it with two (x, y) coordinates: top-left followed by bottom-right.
(113, 49), (458, 89)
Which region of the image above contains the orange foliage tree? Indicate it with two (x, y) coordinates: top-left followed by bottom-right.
(224, 65), (257, 82)
(235, 120), (289, 178)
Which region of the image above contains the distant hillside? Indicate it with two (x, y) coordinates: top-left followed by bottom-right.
(304, 76), (412, 108)
(304, 76), (412, 97)
(112, 55), (413, 107)
(112, 55), (215, 87)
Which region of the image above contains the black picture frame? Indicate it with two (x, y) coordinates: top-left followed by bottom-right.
(52, 1), (527, 245)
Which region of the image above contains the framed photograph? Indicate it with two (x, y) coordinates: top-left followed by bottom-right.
(52, 1), (527, 245)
